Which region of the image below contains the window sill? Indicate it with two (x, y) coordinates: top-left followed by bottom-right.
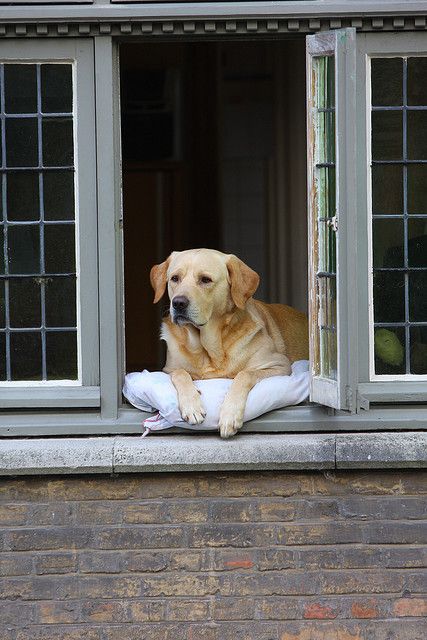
(0, 431), (426, 476)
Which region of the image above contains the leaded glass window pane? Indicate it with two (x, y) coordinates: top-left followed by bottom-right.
(312, 55), (337, 380)
(371, 56), (427, 376)
(0, 63), (77, 382)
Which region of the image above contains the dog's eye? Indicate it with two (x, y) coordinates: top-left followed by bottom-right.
(170, 275), (179, 283)
(200, 276), (212, 284)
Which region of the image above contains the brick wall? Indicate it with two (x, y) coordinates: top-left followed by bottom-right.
(1, 470), (426, 640)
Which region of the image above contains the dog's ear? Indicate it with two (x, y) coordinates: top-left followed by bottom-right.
(226, 255), (260, 309)
(150, 257), (171, 304)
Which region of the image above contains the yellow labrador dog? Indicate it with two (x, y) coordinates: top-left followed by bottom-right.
(150, 249), (309, 438)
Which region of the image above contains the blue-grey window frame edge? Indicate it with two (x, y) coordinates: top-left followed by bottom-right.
(1, 30), (427, 437)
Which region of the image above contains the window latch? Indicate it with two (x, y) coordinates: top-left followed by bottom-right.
(327, 215), (338, 232)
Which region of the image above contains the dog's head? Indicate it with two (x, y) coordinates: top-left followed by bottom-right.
(150, 249), (259, 327)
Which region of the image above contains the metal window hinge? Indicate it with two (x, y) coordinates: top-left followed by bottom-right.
(326, 215), (338, 232)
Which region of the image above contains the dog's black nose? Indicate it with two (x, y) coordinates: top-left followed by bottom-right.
(172, 296), (189, 312)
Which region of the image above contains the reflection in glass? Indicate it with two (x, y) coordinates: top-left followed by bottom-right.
(6, 118), (38, 167)
(45, 277), (76, 327)
(46, 331), (77, 380)
(371, 58), (403, 107)
(10, 332), (42, 380)
(408, 165), (427, 213)
(374, 327), (405, 374)
(373, 271), (405, 323)
(41, 64), (72, 113)
(318, 276), (337, 380)
(407, 111), (427, 160)
(411, 326), (427, 374)
(373, 218), (404, 268)
(372, 165), (403, 215)
(372, 111), (403, 161)
(409, 272), (427, 322)
(408, 57), (427, 106)
(44, 224), (75, 274)
(9, 279), (41, 328)
(317, 111), (335, 164)
(7, 172), (39, 221)
(4, 64), (37, 114)
(408, 219), (427, 267)
(8, 225), (40, 274)
(0, 333), (5, 380)
(43, 171), (74, 220)
(42, 118), (73, 167)
(0, 280), (4, 328)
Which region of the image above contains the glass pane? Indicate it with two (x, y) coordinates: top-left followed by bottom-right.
(316, 56), (335, 109)
(41, 64), (72, 114)
(318, 277), (337, 380)
(374, 326), (405, 375)
(46, 331), (77, 380)
(0, 225), (4, 276)
(408, 57), (427, 106)
(373, 218), (404, 268)
(408, 219), (427, 267)
(317, 166), (336, 219)
(7, 172), (39, 222)
(371, 58), (403, 107)
(45, 277), (76, 327)
(372, 111), (403, 161)
(317, 111), (335, 164)
(407, 111), (427, 161)
(9, 279), (41, 328)
(373, 271), (405, 323)
(42, 118), (73, 167)
(0, 280), (4, 328)
(10, 331), (42, 380)
(4, 64), (37, 114)
(8, 225), (40, 274)
(407, 165), (427, 214)
(372, 165), (403, 215)
(0, 332), (5, 380)
(44, 224), (75, 274)
(6, 118), (38, 168)
(43, 171), (75, 221)
(411, 326), (427, 374)
(409, 272), (427, 322)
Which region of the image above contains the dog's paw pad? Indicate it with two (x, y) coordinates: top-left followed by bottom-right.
(180, 399), (206, 425)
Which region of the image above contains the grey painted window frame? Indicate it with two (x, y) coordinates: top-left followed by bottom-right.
(356, 32), (427, 406)
(0, 39), (99, 409)
(1, 29), (427, 436)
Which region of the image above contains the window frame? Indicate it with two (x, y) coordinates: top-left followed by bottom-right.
(0, 39), (99, 408)
(356, 32), (427, 406)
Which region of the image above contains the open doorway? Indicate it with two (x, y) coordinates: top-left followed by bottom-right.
(120, 39), (307, 373)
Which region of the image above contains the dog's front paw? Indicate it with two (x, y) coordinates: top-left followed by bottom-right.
(179, 393), (206, 425)
(218, 406), (244, 439)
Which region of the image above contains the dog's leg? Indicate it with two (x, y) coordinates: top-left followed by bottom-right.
(170, 369), (207, 425)
(219, 365), (290, 438)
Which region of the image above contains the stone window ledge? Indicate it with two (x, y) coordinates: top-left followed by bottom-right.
(0, 432), (426, 476)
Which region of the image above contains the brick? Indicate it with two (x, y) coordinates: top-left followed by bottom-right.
(130, 600), (166, 622)
(79, 551), (123, 574)
(79, 576), (141, 599)
(303, 602), (338, 619)
(232, 572), (320, 596)
(350, 598), (379, 619)
(340, 496), (427, 520)
(123, 502), (166, 524)
(258, 549), (295, 571)
(80, 599), (129, 623)
(31, 503), (72, 526)
(211, 622), (278, 640)
(0, 554), (33, 576)
(363, 522), (427, 544)
(34, 553), (77, 575)
(188, 626), (218, 640)
(169, 550), (206, 572)
(279, 523), (363, 545)
(256, 501), (295, 522)
(74, 502), (122, 525)
(38, 602), (80, 624)
(0, 577), (79, 601)
(295, 499), (339, 520)
(167, 599), (209, 621)
(16, 629), (102, 640)
(188, 524), (277, 548)
(104, 624), (188, 640)
(320, 571), (404, 595)
(125, 551), (169, 573)
(140, 574), (225, 597)
(212, 597), (255, 620)
(279, 622), (362, 639)
(394, 597), (427, 617)
(5, 527), (92, 551)
(384, 547), (427, 568)
(297, 548), (342, 570)
(0, 504), (28, 525)
(211, 549), (257, 571)
(1, 602), (35, 625)
(195, 473), (301, 498)
(95, 526), (185, 549)
(258, 597), (300, 620)
(210, 500), (253, 522)
(168, 501), (210, 523)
